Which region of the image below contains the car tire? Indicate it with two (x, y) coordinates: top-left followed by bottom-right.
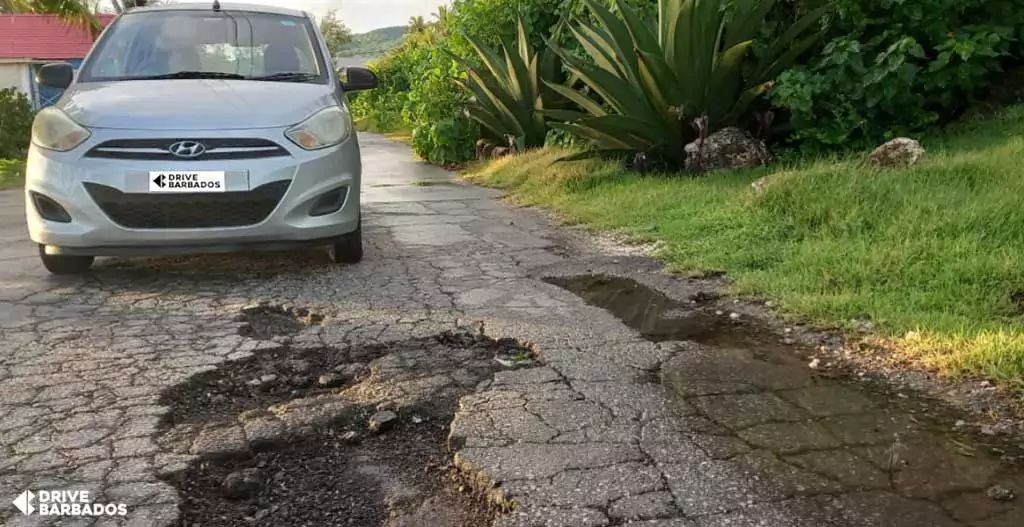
(330, 221), (363, 264)
(38, 245), (94, 275)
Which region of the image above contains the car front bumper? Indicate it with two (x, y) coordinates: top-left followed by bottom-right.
(25, 126), (362, 256)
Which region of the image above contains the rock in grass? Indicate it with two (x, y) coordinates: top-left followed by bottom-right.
(866, 137), (925, 168)
(369, 410), (398, 433)
(685, 127), (771, 173)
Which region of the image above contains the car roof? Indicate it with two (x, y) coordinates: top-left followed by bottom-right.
(131, 2), (309, 19)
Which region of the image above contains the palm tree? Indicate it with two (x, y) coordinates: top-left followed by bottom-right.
(0, 0), (101, 35)
(407, 15), (426, 34)
(431, 6), (449, 24)
(430, 6), (452, 35)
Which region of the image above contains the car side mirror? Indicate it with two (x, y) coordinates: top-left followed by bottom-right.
(340, 67), (378, 92)
(36, 62), (75, 90)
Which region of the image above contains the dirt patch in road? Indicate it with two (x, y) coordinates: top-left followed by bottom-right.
(159, 331), (530, 527)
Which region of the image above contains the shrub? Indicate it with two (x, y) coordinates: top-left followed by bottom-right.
(403, 41), (479, 164)
(771, 0), (1024, 150)
(348, 54), (410, 133)
(544, 126), (589, 149)
(350, 0), (584, 165)
(0, 88), (34, 159)
(547, 0), (826, 165)
(446, 0), (569, 54)
(347, 26), (477, 164)
(410, 117), (478, 166)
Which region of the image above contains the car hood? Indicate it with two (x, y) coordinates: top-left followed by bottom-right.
(59, 80), (338, 130)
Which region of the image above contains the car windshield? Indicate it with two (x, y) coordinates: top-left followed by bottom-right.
(78, 9), (327, 83)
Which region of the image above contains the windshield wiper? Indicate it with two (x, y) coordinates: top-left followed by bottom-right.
(249, 72), (320, 82)
(128, 71), (247, 80)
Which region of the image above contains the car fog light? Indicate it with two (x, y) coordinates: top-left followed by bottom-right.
(310, 186), (348, 216)
(30, 191), (72, 223)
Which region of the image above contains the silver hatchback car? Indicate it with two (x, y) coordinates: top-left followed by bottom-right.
(25, 2), (377, 274)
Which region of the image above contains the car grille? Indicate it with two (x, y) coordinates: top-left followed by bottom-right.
(84, 180), (290, 229)
(84, 138), (290, 161)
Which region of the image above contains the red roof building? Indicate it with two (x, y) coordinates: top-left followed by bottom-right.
(0, 14), (115, 60)
(0, 14), (116, 108)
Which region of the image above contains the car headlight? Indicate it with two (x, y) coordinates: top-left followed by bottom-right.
(31, 107), (91, 152)
(285, 106), (352, 150)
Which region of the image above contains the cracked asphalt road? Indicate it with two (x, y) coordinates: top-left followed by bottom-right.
(2, 134), (1022, 527)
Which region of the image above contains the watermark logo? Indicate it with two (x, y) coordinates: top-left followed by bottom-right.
(11, 490), (127, 517)
(12, 491), (34, 515)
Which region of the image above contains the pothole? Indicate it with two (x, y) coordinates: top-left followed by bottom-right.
(235, 304), (323, 340)
(156, 344), (379, 429)
(549, 273), (1024, 521)
(545, 274), (771, 346)
(165, 400), (494, 527)
(158, 331), (532, 526)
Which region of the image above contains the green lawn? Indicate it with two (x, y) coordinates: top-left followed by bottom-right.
(465, 105), (1024, 387)
(0, 159), (24, 190)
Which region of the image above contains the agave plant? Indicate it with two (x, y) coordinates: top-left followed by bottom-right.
(545, 0), (828, 164)
(449, 18), (568, 149)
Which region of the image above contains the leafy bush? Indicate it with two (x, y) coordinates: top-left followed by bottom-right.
(351, 0), (574, 165)
(771, 0), (1024, 150)
(410, 117), (478, 165)
(348, 53), (411, 132)
(547, 0), (826, 165)
(402, 38), (478, 164)
(544, 126), (589, 148)
(0, 88), (33, 159)
(446, 0), (567, 54)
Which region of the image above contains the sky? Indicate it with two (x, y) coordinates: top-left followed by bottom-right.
(172, 1), (450, 33)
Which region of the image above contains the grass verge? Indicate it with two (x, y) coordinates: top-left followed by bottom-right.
(354, 119), (412, 144)
(353, 115), (412, 143)
(0, 158), (24, 190)
(464, 105), (1024, 387)
(384, 130), (413, 144)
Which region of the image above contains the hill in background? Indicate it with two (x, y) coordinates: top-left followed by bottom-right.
(336, 26), (407, 59)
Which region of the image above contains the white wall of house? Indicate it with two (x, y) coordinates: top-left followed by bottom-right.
(0, 60), (32, 98)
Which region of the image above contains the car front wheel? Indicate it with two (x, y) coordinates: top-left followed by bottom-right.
(38, 245), (94, 275)
(329, 222), (363, 264)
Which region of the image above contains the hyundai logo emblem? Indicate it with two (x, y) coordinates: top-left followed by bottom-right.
(168, 141), (207, 159)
